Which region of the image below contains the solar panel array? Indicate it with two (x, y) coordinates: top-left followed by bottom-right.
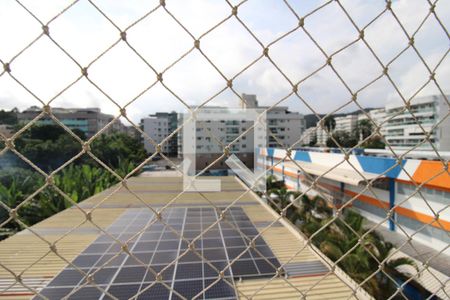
(36, 207), (281, 299)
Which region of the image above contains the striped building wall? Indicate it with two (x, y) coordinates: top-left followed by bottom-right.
(257, 148), (450, 253)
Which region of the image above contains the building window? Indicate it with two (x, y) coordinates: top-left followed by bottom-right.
(371, 178), (389, 191)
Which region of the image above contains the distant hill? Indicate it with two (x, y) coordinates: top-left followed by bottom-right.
(304, 108), (380, 128)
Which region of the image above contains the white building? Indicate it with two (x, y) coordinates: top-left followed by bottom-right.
(299, 127), (317, 146)
(141, 112), (178, 155)
(334, 114), (358, 133)
(177, 94), (305, 170)
(266, 107), (305, 148)
(384, 95), (450, 151)
(18, 106), (127, 138)
(238, 94), (306, 148)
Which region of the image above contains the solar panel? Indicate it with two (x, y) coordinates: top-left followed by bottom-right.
(136, 283), (171, 300)
(106, 284), (140, 299)
(36, 206), (281, 299)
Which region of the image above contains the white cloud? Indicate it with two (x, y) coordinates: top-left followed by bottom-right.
(0, 0), (448, 122)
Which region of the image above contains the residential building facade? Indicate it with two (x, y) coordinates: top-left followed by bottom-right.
(141, 112), (178, 155)
(240, 94), (306, 148)
(18, 106), (126, 138)
(334, 114), (358, 133)
(299, 127), (317, 146)
(177, 94), (305, 171)
(384, 95), (450, 151)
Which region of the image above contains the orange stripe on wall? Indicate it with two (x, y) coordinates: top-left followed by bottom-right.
(345, 189), (390, 210)
(262, 162), (450, 231)
(412, 161), (450, 191)
(395, 178), (450, 193)
(345, 189), (450, 231)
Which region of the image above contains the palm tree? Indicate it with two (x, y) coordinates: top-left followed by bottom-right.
(357, 119), (373, 140)
(262, 177), (421, 299)
(324, 116), (336, 132)
(317, 211), (418, 299)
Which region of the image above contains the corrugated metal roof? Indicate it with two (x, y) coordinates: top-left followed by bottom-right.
(283, 161), (380, 186)
(0, 175), (369, 299)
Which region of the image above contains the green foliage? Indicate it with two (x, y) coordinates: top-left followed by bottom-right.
(0, 162), (134, 238)
(308, 136), (317, 147)
(324, 116), (336, 132)
(326, 130), (358, 148)
(0, 109), (18, 125)
(90, 133), (147, 172)
(15, 134), (82, 171)
(356, 119), (373, 140)
(362, 136), (385, 149)
(264, 177), (421, 299)
(0, 126), (144, 239)
(10, 125), (145, 174)
(12, 125), (83, 171)
(266, 175), (285, 190)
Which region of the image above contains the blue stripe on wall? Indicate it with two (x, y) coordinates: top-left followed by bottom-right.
(388, 178), (396, 231)
(356, 156), (405, 178)
(293, 150), (311, 162)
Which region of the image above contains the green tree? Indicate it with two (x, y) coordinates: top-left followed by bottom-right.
(0, 109), (18, 125)
(356, 119), (373, 140)
(308, 136), (317, 147)
(0, 168), (43, 238)
(326, 131), (358, 148)
(90, 132), (147, 171)
(14, 129), (82, 171)
(262, 177), (423, 299)
(324, 116), (336, 132)
(362, 136), (385, 149)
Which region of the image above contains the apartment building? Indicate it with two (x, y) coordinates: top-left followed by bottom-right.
(141, 112), (178, 155)
(18, 106), (126, 138)
(384, 95), (450, 151)
(299, 127), (317, 146)
(177, 106), (258, 170)
(334, 114), (358, 133)
(302, 126), (329, 147)
(177, 94), (305, 171)
(240, 94), (306, 148)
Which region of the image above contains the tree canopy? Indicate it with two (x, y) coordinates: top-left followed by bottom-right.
(0, 109), (18, 125)
(326, 130), (358, 148)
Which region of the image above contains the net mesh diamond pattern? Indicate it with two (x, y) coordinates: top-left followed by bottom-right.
(0, 0), (448, 299)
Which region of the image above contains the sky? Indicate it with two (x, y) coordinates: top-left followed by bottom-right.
(0, 0), (448, 123)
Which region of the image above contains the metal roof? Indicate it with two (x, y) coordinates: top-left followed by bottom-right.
(283, 161), (381, 186)
(0, 176), (368, 299)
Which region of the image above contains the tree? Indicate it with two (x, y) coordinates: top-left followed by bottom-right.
(0, 109), (18, 125)
(90, 132), (147, 171)
(262, 176), (426, 299)
(324, 116), (336, 132)
(326, 131), (358, 148)
(309, 136), (317, 147)
(356, 119), (373, 140)
(14, 127), (82, 171)
(362, 136), (385, 149)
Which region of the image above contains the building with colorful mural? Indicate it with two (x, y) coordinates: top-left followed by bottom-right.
(257, 148), (450, 254)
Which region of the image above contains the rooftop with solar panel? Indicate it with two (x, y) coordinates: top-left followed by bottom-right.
(1, 1), (449, 299)
(0, 175), (365, 300)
